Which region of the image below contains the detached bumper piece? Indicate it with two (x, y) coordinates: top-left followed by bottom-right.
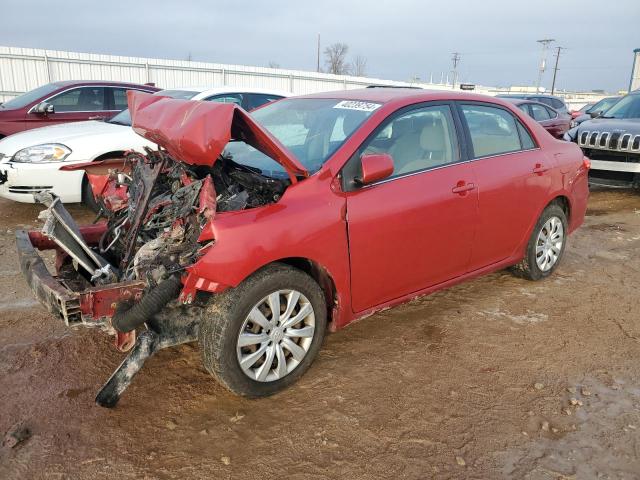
(16, 197), (199, 408)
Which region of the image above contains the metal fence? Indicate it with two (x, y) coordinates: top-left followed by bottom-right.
(0, 45), (453, 103)
(0, 45), (611, 109)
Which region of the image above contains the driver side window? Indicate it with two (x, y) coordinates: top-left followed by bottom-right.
(362, 105), (460, 178)
(48, 87), (106, 112)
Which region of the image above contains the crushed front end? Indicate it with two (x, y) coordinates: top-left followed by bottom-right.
(16, 91), (301, 407)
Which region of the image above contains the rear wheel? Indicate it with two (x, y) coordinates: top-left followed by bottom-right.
(511, 203), (568, 281)
(199, 263), (327, 397)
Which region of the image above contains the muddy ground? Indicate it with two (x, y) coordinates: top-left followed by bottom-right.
(0, 189), (639, 479)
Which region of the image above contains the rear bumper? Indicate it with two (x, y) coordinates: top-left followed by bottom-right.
(16, 227), (146, 328)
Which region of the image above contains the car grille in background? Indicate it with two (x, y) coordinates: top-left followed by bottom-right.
(582, 149), (640, 164)
(579, 131), (640, 153)
(8, 186), (53, 194)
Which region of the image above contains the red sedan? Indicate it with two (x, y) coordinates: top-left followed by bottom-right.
(0, 80), (159, 138)
(18, 88), (589, 406)
(502, 98), (571, 139)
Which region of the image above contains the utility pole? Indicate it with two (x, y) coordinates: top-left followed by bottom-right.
(451, 52), (461, 90)
(550, 46), (564, 95)
(536, 39), (555, 92)
(316, 34), (321, 72)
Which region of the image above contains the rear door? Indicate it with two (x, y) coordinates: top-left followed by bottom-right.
(344, 103), (479, 312)
(457, 102), (552, 270)
(24, 86), (108, 128)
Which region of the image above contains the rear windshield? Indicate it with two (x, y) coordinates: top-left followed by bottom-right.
(0, 83), (61, 110)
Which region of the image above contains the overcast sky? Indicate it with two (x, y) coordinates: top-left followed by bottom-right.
(2, 0), (638, 92)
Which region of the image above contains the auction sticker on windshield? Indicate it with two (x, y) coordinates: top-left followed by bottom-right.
(333, 100), (382, 112)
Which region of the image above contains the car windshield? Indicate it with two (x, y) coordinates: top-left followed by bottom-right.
(587, 97), (619, 114)
(601, 94), (640, 119)
(108, 89), (201, 126)
(0, 83), (61, 110)
(223, 98), (380, 177)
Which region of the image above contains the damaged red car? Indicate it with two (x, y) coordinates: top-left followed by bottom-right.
(17, 89), (589, 407)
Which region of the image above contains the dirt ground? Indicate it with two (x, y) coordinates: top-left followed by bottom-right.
(1, 189), (639, 480)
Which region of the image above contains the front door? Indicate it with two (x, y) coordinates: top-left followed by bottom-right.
(344, 104), (479, 312)
(24, 86), (109, 129)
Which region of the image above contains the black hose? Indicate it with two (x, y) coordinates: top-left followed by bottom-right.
(112, 276), (182, 333)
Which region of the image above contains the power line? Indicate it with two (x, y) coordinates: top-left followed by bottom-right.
(451, 52), (461, 89)
(536, 39), (555, 92)
(550, 46), (565, 95)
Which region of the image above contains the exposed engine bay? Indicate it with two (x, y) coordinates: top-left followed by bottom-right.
(90, 148), (288, 288)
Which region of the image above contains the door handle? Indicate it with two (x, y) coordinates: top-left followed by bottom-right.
(532, 163), (549, 174)
(451, 182), (476, 194)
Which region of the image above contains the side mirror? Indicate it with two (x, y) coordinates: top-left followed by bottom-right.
(34, 102), (54, 114)
(589, 110), (602, 118)
(356, 153), (394, 185)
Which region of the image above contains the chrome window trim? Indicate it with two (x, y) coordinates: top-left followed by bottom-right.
(27, 85), (152, 114)
(360, 147), (541, 189)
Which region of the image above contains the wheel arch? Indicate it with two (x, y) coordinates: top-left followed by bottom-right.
(93, 150), (127, 161)
(256, 257), (338, 328)
(549, 194), (571, 223)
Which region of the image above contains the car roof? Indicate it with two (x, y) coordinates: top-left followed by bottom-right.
(176, 86), (292, 99)
(501, 98), (557, 109)
(50, 80), (157, 89)
(292, 87), (500, 104)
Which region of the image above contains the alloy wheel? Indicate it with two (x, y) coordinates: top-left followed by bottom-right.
(236, 290), (315, 382)
(535, 216), (564, 272)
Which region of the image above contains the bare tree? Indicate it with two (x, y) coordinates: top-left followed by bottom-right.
(351, 54), (367, 77)
(267, 61), (280, 69)
(324, 43), (351, 75)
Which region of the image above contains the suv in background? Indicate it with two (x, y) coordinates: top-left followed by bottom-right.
(0, 81), (160, 138)
(496, 94), (570, 116)
(564, 90), (640, 188)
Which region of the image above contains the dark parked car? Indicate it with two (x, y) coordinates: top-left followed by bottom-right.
(502, 99), (571, 138)
(18, 89), (589, 406)
(570, 96), (621, 128)
(0, 81), (159, 138)
(496, 93), (570, 116)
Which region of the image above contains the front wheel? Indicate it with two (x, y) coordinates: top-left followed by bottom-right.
(511, 203), (568, 281)
(198, 263), (327, 397)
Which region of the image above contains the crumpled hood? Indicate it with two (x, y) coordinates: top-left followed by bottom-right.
(128, 91), (308, 181)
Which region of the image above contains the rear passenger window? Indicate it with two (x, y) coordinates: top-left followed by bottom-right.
(517, 122), (536, 149)
(530, 103), (551, 121)
(112, 88), (130, 110)
(461, 104), (524, 157)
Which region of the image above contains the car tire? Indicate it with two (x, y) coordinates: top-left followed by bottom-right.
(81, 175), (100, 212)
(511, 203), (568, 281)
(199, 263), (327, 397)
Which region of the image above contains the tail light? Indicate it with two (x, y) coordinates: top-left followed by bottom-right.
(583, 156), (591, 170)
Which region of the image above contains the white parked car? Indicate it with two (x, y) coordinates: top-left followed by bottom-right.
(0, 87), (289, 205)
